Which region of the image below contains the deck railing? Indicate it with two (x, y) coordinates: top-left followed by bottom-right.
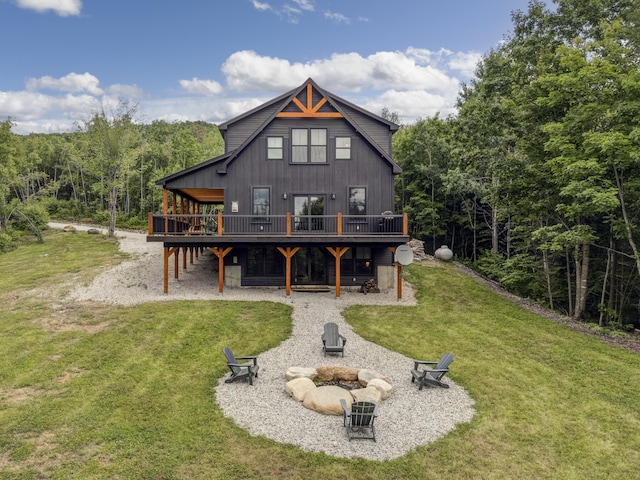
(148, 212), (408, 236)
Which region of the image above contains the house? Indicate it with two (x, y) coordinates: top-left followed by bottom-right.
(147, 78), (410, 296)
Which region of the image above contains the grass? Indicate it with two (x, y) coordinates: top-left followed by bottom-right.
(1, 231), (639, 479)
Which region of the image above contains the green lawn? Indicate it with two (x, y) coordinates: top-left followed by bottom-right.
(1, 231), (639, 479)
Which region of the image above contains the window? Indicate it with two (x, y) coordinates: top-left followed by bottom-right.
(292, 128), (327, 163)
(252, 187), (270, 216)
(267, 137), (283, 159)
(336, 136), (351, 159)
(340, 247), (373, 276)
(246, 247), (285, 276)
(348, 187), (366, 215)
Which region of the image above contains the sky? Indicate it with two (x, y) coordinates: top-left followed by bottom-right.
(0, 0), (535, 135)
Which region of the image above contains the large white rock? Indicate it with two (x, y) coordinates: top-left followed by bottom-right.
(350, 386), (382, 403)
(368, 378), (393, 400)
(302, 386), (353, 415)
(357, 368), (388, 387)
(316, 366), (358, 381)
(285, 377), (316, 402)
(286, 366), (317, 381)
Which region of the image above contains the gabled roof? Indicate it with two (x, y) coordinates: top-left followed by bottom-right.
(215, 78), (401, 174)
(155, 78), (401, 189)
(155, 151), (232, 186)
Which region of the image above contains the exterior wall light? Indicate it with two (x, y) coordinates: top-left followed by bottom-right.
(331, 193), (336, 200)
(282, 193), (287, 200)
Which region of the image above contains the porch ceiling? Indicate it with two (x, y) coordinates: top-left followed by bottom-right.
(175, 188), (224, 203)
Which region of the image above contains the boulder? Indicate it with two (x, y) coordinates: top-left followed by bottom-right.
(302, 386), (353, 415)
(63, 225), (76, 233)
(350, 386), (382, 404)
(286, 366), (317, 381)
(87, 228), (100, 235)
(285, 377), (316, 402)
(368, 378), (393, 400)
(316, 366), (358, 382)
(357, 368), (388, 387)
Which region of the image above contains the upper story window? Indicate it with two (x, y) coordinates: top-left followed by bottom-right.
(336, 137), (351, 159)
(292, 128), (327, 163)
(267, 137), (283, 159)
(252, 187), (270, 216)
(348, 187), (366, 215)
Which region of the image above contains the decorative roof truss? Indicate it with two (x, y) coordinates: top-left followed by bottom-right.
(276, 82), (343, 118)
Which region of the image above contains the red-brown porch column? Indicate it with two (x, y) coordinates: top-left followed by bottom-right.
(210, 247), (233, 293)
(327, 246), (349, 298)
(277, 246), (300, 296)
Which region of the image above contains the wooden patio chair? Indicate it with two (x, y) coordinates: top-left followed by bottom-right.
(340, 399), (378, 442)
(223, 347), (259, 385)
(321, 322), (346, 357)
(410, 352), (454, 390)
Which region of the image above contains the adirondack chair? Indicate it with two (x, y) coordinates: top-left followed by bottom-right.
(223, 347), (260, 385)
(321, 322), (346, 357)
(411, 352), (454, 390)
(339, 399), (378, 442)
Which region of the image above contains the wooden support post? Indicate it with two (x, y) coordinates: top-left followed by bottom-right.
(174, 249), (179, 278)
(163, 189), (169, 234)
(209, 247), (233, 293)
(172, 194), (177, 233)
(286, 213), (292, 236)
(327, 246), (349, 298)
(164, 247), (169, 294)
(277, 246), (300, 296)
(403, 212), (408, 235)
(183, 246), (187, 270)
(163, 246), (179, 294)
(217, 212), (223, 236)
(337, 212), (342, 236)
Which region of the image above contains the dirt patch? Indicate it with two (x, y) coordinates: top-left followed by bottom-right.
(0, 386), (47, 404)
(36, 302), (116, 333)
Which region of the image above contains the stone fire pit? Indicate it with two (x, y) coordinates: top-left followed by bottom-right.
(285, 366), (392, 415)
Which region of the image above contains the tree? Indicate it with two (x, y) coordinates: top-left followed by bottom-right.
(394, 117), (451, 251)
(0, 120), (18, 232)
(81, 101), (143, 237)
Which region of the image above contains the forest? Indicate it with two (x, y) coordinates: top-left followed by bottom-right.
(1, 0), (639, 330)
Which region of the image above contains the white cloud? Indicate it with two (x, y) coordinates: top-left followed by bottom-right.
(292, 0), (314, 11)
(324, 11), (349, 24)
(179, 78), (224, 96)
(26, 72), (103, 95)
(282, 4), (302, 23)
(0, 90), (97, 122)
(251, 0), (271, 12)
(447, 51), (482, 78)
(15, 0), (82, 16)
(107, 84), (144, 99)
(222, 49), (460, 95)
(363, 90), (458, 123)
(3, 47), (479, 134)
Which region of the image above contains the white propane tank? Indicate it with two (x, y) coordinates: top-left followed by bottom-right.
(434, 245), (453, 261)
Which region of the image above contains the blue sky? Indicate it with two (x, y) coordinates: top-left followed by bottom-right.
(1, 0), (534, 134)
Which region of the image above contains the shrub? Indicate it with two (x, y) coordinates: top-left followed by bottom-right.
(0, 232), (14, 254)
(91, 209), (110, 224)
(9, 202), (50, 239)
